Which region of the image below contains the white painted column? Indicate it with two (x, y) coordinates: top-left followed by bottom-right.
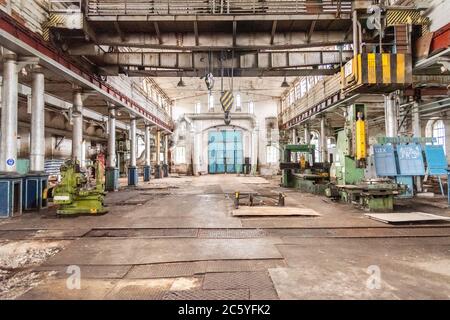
(164, 134), (169, 164)
(129, 117), (137, 167)
(145, 124), (151, 166)
(352, 9), (359, 56)
(292, 127), (297, 144)
(412, 101), (421, 138)
(384, 93), (398, 137)
(0, 51), (19, 173)
(412, 101), (423, 192)
(107, 107), (116, 168)
(72, 90), (84, 165)
(30, 70), (45, 172)
(156, 130), (161, 165)
(320, 116), (328, 163)
(251, 127), (259, 174)
(304, 123), (311, 144)
(193, 131), (201, 175)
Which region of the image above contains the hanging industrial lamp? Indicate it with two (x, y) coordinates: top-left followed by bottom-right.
(177, 76), (186, 87)
(281, 77), (289, 88)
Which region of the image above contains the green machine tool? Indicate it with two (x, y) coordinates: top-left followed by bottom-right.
(53, 159), (108, 215)
(327, 104), (405, 211)
(280, 144), (330, 194)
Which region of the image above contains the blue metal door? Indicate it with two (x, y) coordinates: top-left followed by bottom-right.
(208, 130), (243, 173)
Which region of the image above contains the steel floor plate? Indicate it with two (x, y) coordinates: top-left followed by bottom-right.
(163, 289), (250, 300)
(105, 279), (174, 300)
(198, 228), (268, 239)
(205, 259), (286, 273)
(203, 271), (276, 291)
(126, 262), (207, 279)
(86, 228), (198, 238)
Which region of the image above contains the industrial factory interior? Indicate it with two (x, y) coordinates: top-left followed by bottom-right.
(0, 0), (450, 303)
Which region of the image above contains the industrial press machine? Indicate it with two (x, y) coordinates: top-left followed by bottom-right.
(280, 144), (330, 194)
(326, 104), (406, 212)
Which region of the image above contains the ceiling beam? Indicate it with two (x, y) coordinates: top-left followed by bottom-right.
(77, 31), (353, 52)
(307, 21), (316, 43)
(153, 21), (162, 45)
(91, 50), (353, 70)
(86, 14), (351, 22)
(119, 68), (338, 77)
(233, 20), (237, 47)
(113, 21), (125, 41)
(270, 20), (277, 45)
(194, 21), (199, 46)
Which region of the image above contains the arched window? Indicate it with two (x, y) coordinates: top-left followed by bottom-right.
(248, 101), (254, 114)
(432, 120), (446, 150)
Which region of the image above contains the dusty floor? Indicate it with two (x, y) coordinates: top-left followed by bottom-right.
(0, 174), (450, 300)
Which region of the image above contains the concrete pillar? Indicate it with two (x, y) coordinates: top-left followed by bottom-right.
(164, 135), (169, 164)
(251, 127), (259, 175)
(0, 51), (24, 217)
(292, 128), (297, 144)
(384, 93), (398, 137)
(143, 124), (151, 181)
(412, 101), (423, 192)
(107, 108), (117, 168)
(129, 118), (137, 168)
(128, 117), (138, 186)
(145, 125), (151, 166)
(72, 90), (84, 165)
(163, 134), (169, 177)
(24, 69), (49, 211)
(412, 101), (421, 138)
(105, 107), (119, 191)
(192, 131), (201, 176)
(352, 10), (359, 56)
(30, 71), (45, 173)
(320, 116), (328, 163)
(0, 52), (18, 173)
(304, 123), (311, 144)
(154, 130), (162, 178)
(156, 130), (161, 165)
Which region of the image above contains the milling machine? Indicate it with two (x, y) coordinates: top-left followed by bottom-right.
(53, 157), (108, 216)
(327, 104), (405, 212)
(280, 144), (330, 194)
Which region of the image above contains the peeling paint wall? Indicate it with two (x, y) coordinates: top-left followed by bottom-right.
(0, 0), (49, 36)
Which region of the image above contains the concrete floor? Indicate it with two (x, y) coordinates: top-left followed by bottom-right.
(1, 174), (450, 300)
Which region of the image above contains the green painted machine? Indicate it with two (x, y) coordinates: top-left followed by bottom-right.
(280, 144), (330, 194)
(327, 104), (405, 212)
(53, 158), (108, 215)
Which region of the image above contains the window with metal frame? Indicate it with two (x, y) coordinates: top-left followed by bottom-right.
(432, 120), (446, 153)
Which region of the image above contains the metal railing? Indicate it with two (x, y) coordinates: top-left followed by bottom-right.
(49, 0), (82, 13)
(87, 0), (352, 16)
(280, 72), (341, 126)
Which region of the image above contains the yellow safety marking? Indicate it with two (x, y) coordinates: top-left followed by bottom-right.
(367, 53), (377, 84)
(355, 119), (366, 160)
(382, 54), (391, 84)
(397, 54), (405, 83)
(357, 55), (362, 85)
(220, 91), (234, 111)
